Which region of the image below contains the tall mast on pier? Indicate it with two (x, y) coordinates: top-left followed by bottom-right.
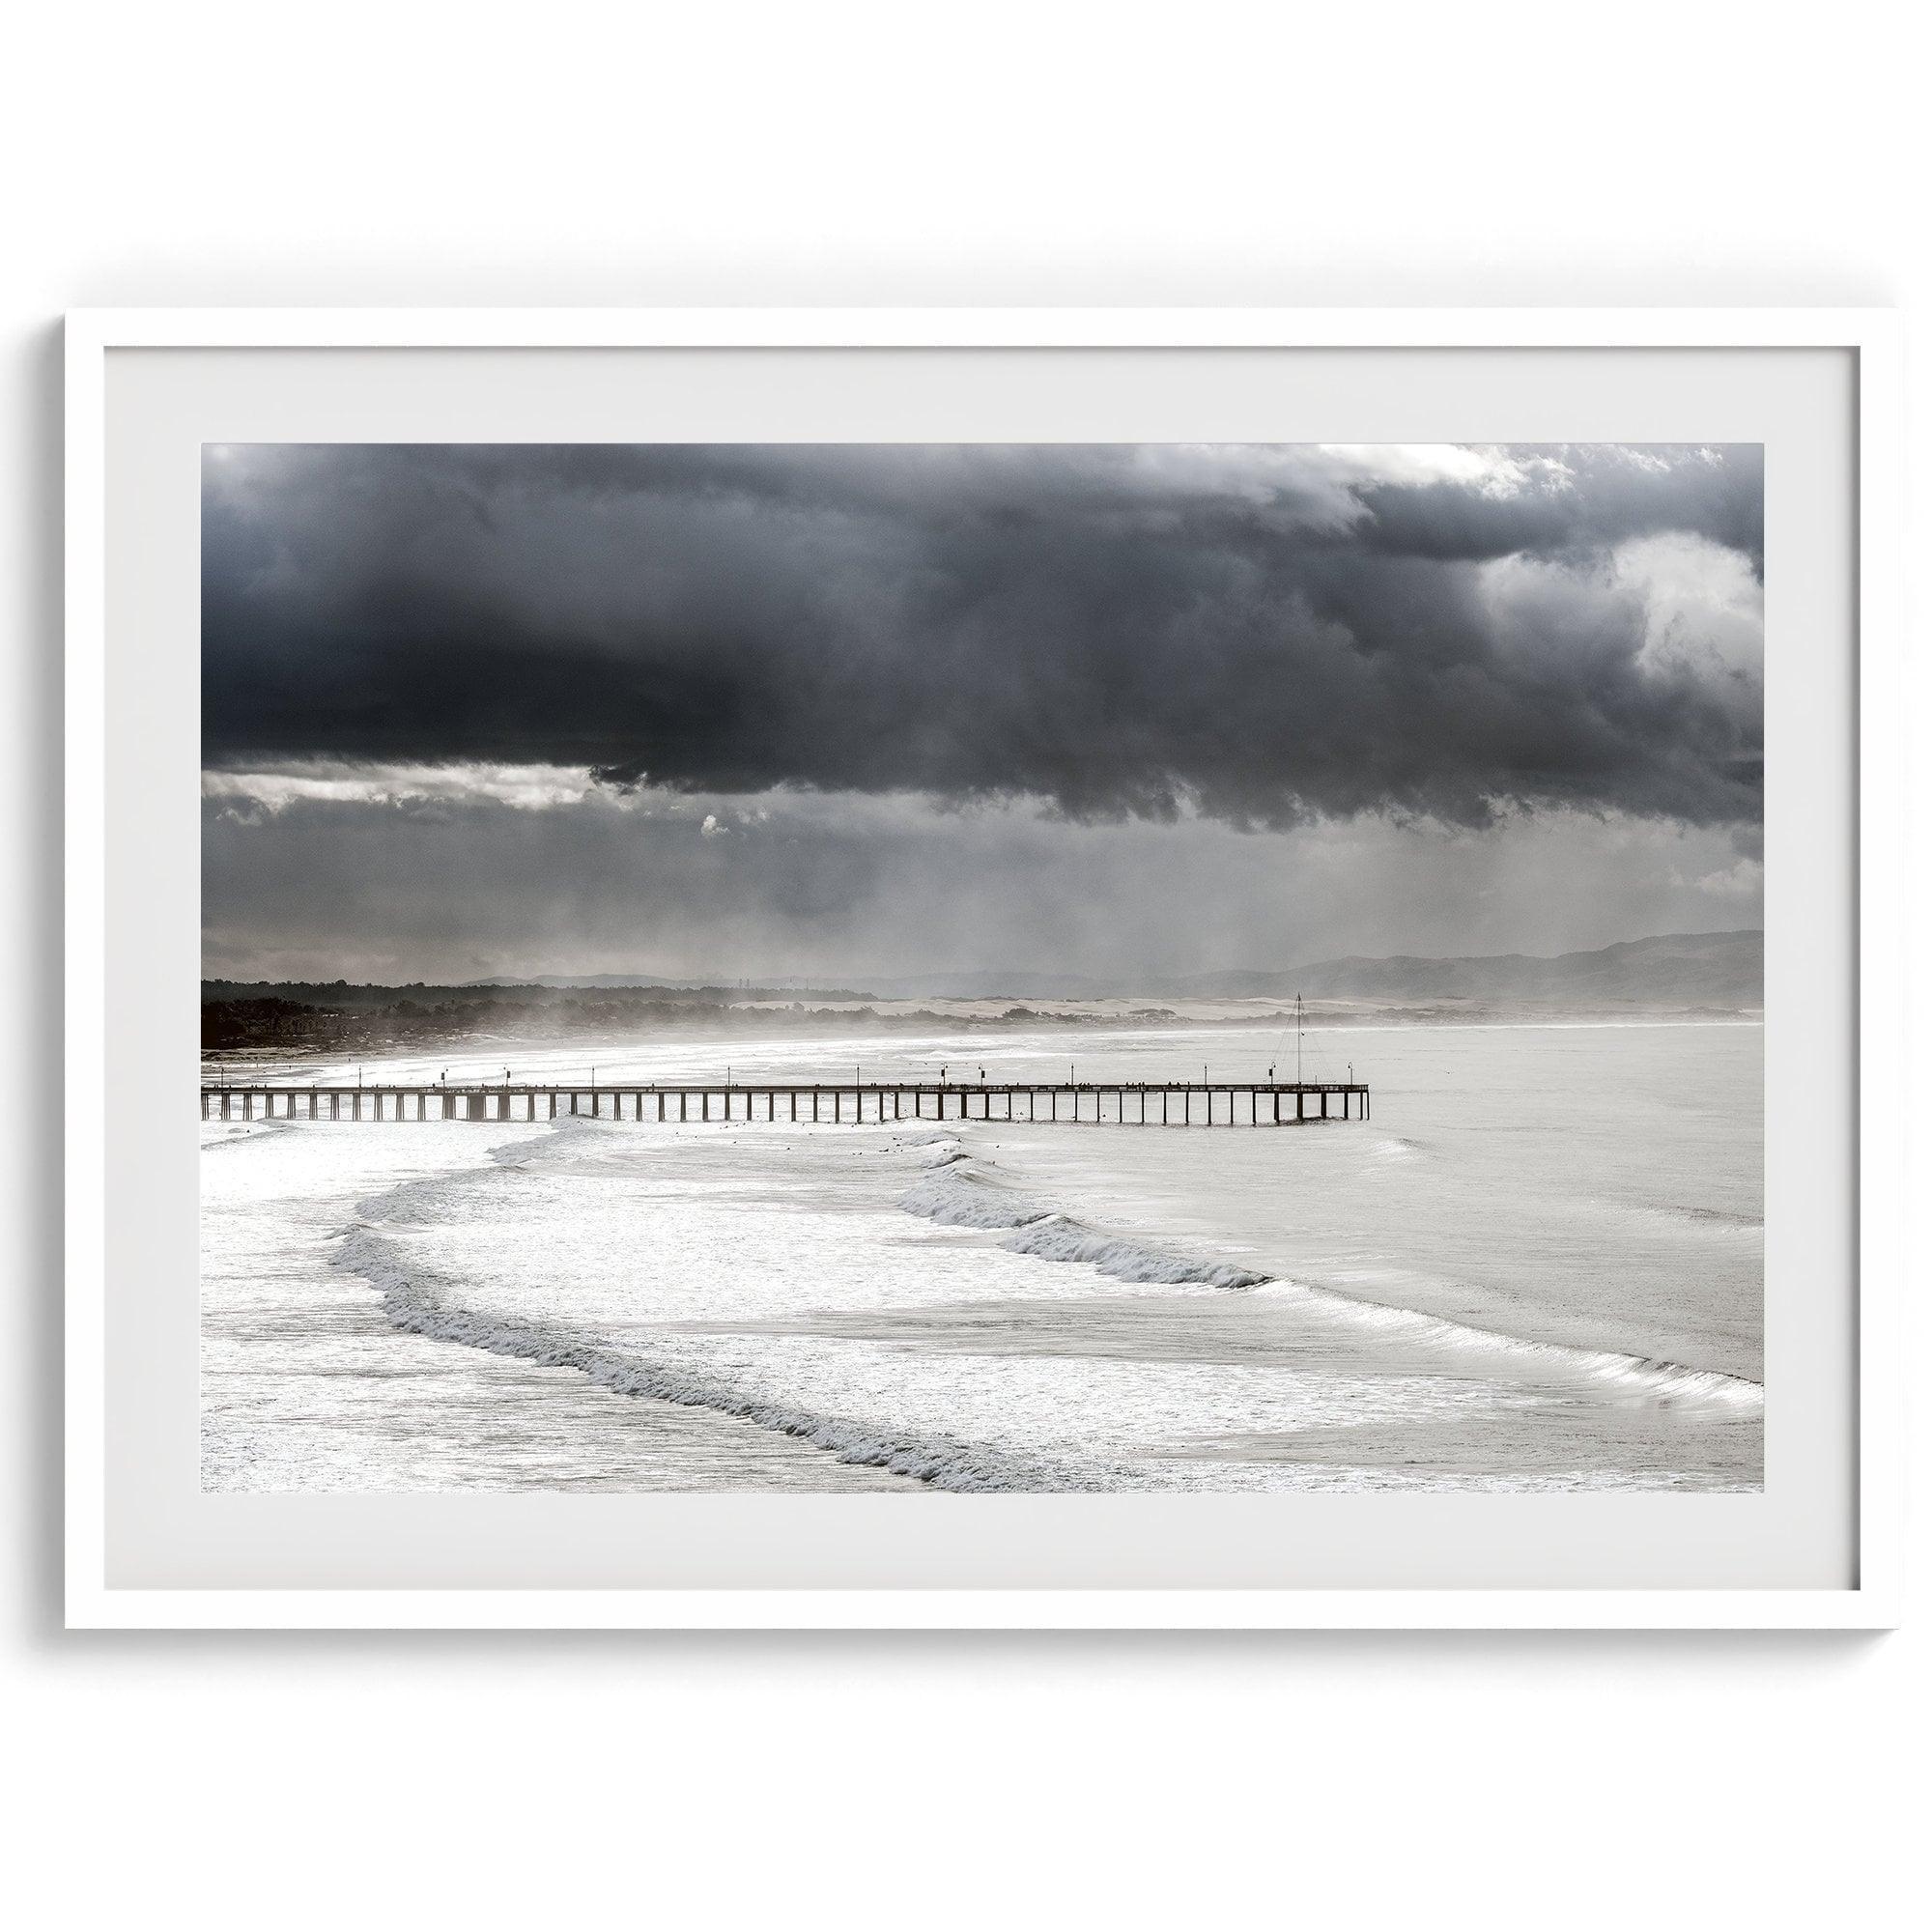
(1296, 991), (1303, 1085)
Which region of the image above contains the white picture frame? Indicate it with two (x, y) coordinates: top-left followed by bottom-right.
(65, 307), (1904, 1631)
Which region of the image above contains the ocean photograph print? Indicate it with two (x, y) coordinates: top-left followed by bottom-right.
(199, 440), (1768, 1499)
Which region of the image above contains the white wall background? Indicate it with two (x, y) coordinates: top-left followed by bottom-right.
(3, 5), (1923, 1925)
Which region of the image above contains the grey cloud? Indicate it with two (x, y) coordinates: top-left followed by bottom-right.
(202, 442), (1762, 832)
(1349, 445), (1764, 569)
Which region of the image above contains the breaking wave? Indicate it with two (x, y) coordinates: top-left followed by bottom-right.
(1366, 1134), (1429, 1163)
(896, 1155), (1056, 1230)
(331, 1174), (1109, 1492)
(901, 1139), (1266, 1288)
(1269, 1279), (1765, 1410)
(1002, 1215), (1270, 1291)
(897, 1140), (1764, 1412)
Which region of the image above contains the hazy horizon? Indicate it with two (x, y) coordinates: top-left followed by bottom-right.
(202, 923), (1764, 995)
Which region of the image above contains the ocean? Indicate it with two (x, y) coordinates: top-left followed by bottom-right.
(200, 1014), (1764, 1492)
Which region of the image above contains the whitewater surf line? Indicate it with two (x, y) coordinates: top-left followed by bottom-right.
(320, 1110), (1758, 1501)
(329, 1124), (1119, 1492)
(898, 1138), (1765, 1412)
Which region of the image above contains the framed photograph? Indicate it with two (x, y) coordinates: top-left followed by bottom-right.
(65, 309), (1901, 1629)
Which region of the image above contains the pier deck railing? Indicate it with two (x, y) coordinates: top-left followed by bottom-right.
(199, 1079), (1370, 1126)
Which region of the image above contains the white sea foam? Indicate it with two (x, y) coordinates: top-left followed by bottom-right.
(1000, 1215), (1270, 1291)
(898, 1144), (1764, 1412)
(331, 1223), (1109, 1492)
(1275, 1277), (1765, 1410)
(896, 1160), (1055, 1230)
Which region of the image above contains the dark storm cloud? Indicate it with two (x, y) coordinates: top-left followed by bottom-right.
(202, 442), (1763, 831)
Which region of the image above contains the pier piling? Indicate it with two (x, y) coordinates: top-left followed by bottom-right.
(201, 1077), (1369, 1131)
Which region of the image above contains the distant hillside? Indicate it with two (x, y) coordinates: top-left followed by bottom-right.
(459, 973), (872, 999)
(462, 972), (697, 989)
(221, 931), (1763, 1013)
(861, 969), (1124, 1000)
(1175, 931), (1763, 1004)
(860, 931), (1763, 1006)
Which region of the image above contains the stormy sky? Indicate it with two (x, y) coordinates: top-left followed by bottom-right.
(202, 442), (1764, 985)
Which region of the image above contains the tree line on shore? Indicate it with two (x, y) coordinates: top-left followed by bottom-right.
(200, 985), (1189, 1056)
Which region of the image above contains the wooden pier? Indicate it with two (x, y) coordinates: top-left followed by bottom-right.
(199, 1079), (1370, 1126)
